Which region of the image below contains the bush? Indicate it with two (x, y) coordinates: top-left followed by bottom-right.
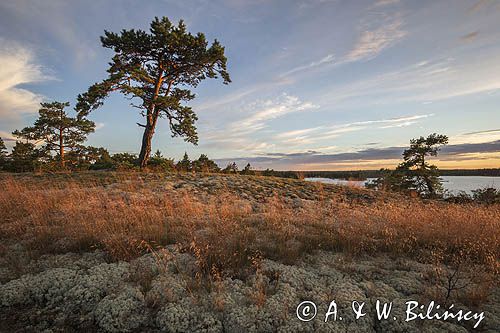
(472, 187), (500, 205)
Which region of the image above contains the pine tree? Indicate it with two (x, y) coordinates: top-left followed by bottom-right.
(8, 141), (42, 172)
(241, 163), (254, 175)
(192, 154), (220, 173)
(12, 102), (95, 168)
(84, 146), (114, 170)
(0, 137), (7, 170)
(76, 16), (230, 168)
(176, 152), (192, 172)
(149, 149), (176, 172)
(397, 133), (448, 197)
(369, 133), (448, 197)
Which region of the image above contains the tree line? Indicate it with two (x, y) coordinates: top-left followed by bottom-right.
(0, 133), (253, 175)
(1, 16), (230, 172)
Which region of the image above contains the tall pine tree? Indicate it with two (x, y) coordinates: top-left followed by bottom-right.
(76, 17), (230, 168)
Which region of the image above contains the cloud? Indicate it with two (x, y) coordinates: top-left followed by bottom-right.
(373, 0), (400, 7)
(463, 129), (500, 135)
(0, 131), (16, 142)
(274, 114), (434, 145)
(0, 39), (51, 119)
(461, 31), (480, 42)
(200, 94), (318, 153)
(0, 1), (96, 66)
(280, 14), (406, 78)
(282, 54), (335, 77)
(450, 129), (500, 145)
(345, 17), (407, 63)
(316, 56), (500, 107)
(467, 0), (492, 13)
(0, 130), (16, 151)
(228, 93), (318, 134)
(95, 122), (105, 130)
(215, 140), (500, 170)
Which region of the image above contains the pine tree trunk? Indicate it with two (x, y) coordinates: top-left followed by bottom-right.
(138, 71), (164, 169)
(138, 124), (155, 168)
(59, 128), (65, 168)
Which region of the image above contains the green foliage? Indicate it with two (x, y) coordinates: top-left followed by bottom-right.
(6, 141), (44, 172)
(110, 153), (139, 170)
(12, 102), (95, 168)
(81, 146), (113, 170)
(76, 16), (230, 167)
(176, 152), (192, 172)
(0, 137), (6, 157)
(472, 187), (500, 205)
(0, 137), (7, 170)
(192, 154), (220, 173)
(445, 187), (500, 205)
(148, 150), (175, 172)
(368, 133), (449, 198)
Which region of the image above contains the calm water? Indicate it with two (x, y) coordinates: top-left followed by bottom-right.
(305, 176), (500, 195)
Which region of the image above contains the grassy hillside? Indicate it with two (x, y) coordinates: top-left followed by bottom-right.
(0, 172), (499, 332)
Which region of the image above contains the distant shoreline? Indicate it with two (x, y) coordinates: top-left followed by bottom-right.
(257, 168), (500, 180)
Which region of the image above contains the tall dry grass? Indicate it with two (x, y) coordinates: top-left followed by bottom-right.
(0, 176), (499, 279)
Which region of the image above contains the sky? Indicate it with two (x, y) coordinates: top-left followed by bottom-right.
(1, 0), (500, 170)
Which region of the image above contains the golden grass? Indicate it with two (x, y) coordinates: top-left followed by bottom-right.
(0, 175), (499, 279)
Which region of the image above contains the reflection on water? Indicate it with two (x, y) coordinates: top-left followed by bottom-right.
(305, 176), (500, 195)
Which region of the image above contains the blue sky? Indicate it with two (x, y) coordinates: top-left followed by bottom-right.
(1, 0), (500, 170)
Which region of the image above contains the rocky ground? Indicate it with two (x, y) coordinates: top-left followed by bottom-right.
(2, 172), (398, 204)
(1, 245), (498, 332)
(0, 172), (498, 332)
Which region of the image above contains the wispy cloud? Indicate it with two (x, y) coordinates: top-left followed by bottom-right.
(274, 114), (434, 146)
(373, 0), (400, 7)
(461, 31), (480, 42)
(0, 39), (52, 119)
(228, 93), (318, 134)
(282, 53), (335, 77)
(201, 93), (318, 153)
(0, 130), (15, 142)
(280, 12), (407, 78)
(316, 55), (500, 107)
(467, 0), (492, 13)
(345, 17), (407, 63)
(450, 129), (500, 145)
(0, 1), (96, 66)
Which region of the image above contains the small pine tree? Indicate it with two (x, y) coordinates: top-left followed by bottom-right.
(153, 150), (163, 159)
(192, 154), (220, 173)
(8, 141), (42, 172)
(12, 102), (95, 169)
(223, 162), (238, 174)
(240, 163), (254, 175)
(149, 149), (176, 172)
(0, 137), (7, 170)
(111, 153), (138, 170)
(176, 152), (192, 172)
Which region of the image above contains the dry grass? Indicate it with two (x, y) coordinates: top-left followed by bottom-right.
(0, 175), (499, 280)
